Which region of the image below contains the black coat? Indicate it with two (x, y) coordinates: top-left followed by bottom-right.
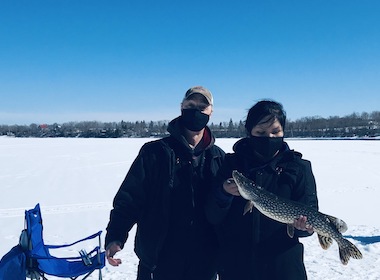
(206, 138), (318, 280)
(105, 118), (225, 271)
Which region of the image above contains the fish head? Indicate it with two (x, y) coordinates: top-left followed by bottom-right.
(232, 170), (259, 201)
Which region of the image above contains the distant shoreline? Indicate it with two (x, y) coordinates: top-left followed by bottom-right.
(2, 135), (380, 140)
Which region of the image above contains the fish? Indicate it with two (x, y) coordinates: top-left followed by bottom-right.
(232, 170), (363, 265)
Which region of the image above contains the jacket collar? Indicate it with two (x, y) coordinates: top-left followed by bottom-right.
(167, 116), (215, 155)
(233, 137), (300, 172)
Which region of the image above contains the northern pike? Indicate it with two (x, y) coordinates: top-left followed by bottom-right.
(232, 170), (362, 265)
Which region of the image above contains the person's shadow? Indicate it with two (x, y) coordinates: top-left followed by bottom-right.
(344, 235), (380, 245)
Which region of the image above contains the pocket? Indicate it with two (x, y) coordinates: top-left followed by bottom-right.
(137, 262), (153, 280)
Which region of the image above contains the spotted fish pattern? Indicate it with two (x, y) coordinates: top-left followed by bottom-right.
(232, 170), (363, 265)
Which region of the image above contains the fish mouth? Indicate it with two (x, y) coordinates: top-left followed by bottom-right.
(232, 170), (244, 183)
(232, 170), (258, 200)
(232, 170), (253, 187)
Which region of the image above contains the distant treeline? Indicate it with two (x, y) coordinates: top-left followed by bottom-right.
(1, 111), (379, 138)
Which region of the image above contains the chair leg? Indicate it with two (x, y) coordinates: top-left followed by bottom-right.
(80, 270), (94, 280)
(39, 272), (48, 280)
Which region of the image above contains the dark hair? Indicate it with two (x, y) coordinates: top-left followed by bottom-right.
(244, 100), (286, 135)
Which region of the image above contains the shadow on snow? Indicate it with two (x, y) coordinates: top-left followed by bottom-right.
(344, 235), (380, 245)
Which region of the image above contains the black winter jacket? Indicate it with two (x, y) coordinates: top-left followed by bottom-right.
(206, 138), (318, 280)
(105, 118), (225, 271)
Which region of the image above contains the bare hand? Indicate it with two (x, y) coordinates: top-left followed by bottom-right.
(223, 178), (240, 196)
(293, 215), (314, 234)
(106, 242), (122, 266)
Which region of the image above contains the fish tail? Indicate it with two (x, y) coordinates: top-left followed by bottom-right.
(338, 238), (363, 265)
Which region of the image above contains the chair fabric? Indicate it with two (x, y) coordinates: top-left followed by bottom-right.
(25, 203), (105, 279)
(0, 244), (27, 280)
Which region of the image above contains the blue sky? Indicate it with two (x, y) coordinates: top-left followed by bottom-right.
(1, 0), (379, 125)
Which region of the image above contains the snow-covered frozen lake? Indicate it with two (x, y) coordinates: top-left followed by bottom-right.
(1, 137), (379, 279)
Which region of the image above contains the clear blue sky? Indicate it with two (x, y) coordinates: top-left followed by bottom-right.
(1, 0), (379, 125)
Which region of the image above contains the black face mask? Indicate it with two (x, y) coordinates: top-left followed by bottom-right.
(181, 108), (210, 132)
(247, 136), (284, 162)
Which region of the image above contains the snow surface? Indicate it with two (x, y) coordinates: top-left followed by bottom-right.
(0, 137), (379, 279)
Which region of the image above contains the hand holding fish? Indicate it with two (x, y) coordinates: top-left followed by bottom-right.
(232, 170), (363, 265)
(223, 178), (240, 196)
(293, 215), (314, 234)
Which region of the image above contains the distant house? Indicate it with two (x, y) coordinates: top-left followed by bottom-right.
(39, 124), (48, 130)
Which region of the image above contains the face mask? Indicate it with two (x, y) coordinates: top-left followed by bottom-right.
(247, 136), (284, 162)
(181, 108), (210, 132)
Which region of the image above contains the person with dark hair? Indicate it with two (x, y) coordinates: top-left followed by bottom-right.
(105, 86), (225, 280)
(206, 100), (318, 280)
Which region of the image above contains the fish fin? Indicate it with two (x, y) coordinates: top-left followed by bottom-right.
(318, 234), (333, 250)
(338, 238), (363, 265)
(325, 215), (348, 233)
(243, 201), (254, 215)
(287, 224), (295, 238)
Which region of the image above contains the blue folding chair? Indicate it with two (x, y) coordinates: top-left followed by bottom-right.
(20, 203), (105, 280)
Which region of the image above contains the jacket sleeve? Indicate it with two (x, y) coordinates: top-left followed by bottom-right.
(105, 144), (150, 249)
(205, 154), (235, 225)
(294, 159), (319, 238)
